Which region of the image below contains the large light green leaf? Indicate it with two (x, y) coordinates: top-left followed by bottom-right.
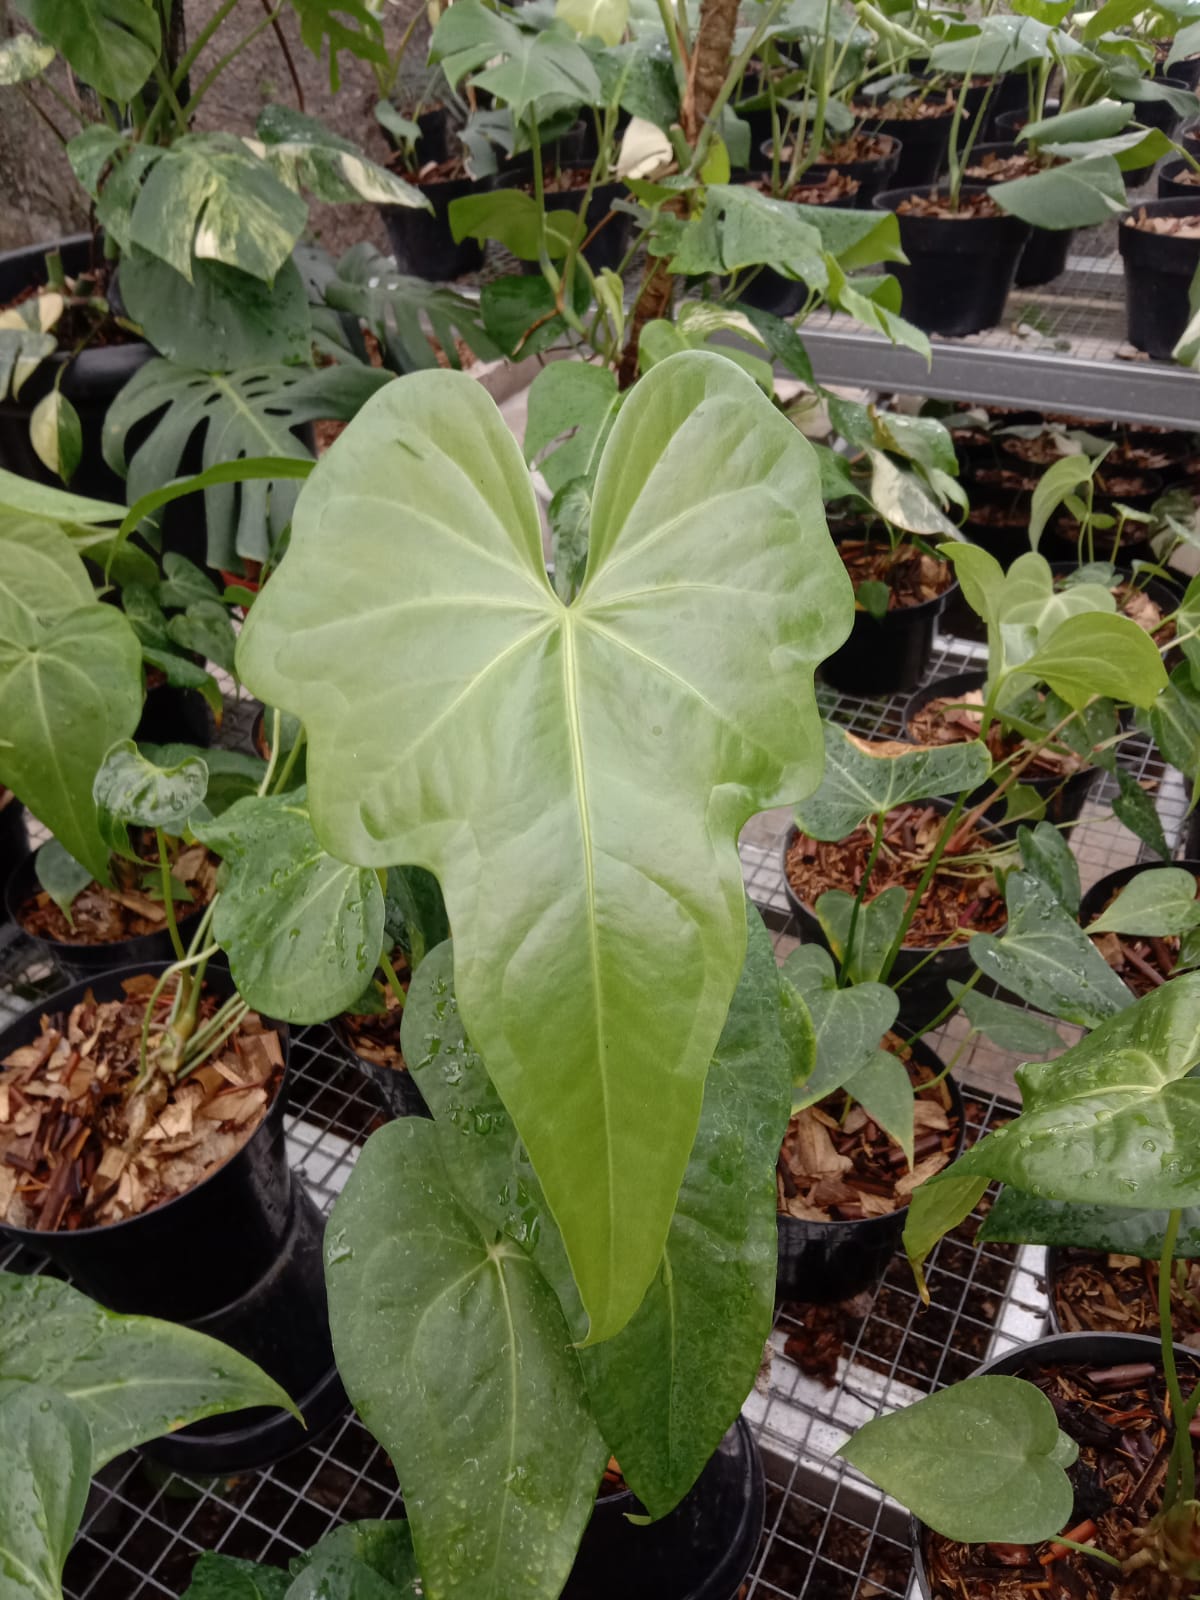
(193, 788), (384, 1025)
(950, 975), (1200, 1209)
(473, 32), (602, 123)
(126, 134), (308, 285)
(327, 1117), (607, 1600)
(0, 605), (142, 880)
(793, 721), (990, 841)
(0, 468), (120, 526)
(0, 1384), (91, 1600)
(1086, 867), (1200, 936)
(839, 1376), (1077, 1544)
(979, 1188), (1200, 1258)
(557, 0), (629, 45)
(103, 360), (392, 572)
(0, 517), (94, 647)
(238, 351), (852, 1342)
(1016, 611), (1167, 709)
(14, 0), (159, 101)
(0, 1273), (299, 1470)
(970, 871), (1132, 1028)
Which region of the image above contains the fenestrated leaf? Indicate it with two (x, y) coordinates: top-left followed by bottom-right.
(784, 944), (899, 1108)
(0, 1383), (91, 1600)
(0, 605), (142, 880)
(126, 133), (308, 285)
(288, 1522), (422, 1600)
(238, 350), (853, 1343)
(0, 1273), (299, 1471)
(979, 1188), (1200, 1258)
(971, 871), (1134, 1027)
(326, 1117), (607, 1600)
(93, 739), (209, 857)
(946, 980), (1062, 1056)
(815, 885), (908, 985)
(1017, 820), (1080, 914)
(793, 721), (991, 840)
(192, 787), (384, 1025)
(183, 1553), (291, 1600)
(0, 517), (94, 647)
(838, 1376), (1077, 1544)
(1086, 867), (1200, 937)
(1016, 610), (1167, 710)
(14, 0), (159, 101)
(844, 1048), (914, 1165)
(286, 0), (387, 92)
(103, 360), (392, 572)
(948, 975), (1200, 1210)
(35, 839), (92, 924)
(321, 245), (499, 373)
(473, 31), (602, 124)
(0, 33), (55, 84)
(524, 363), (621, 495)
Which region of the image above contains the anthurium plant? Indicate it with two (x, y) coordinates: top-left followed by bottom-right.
(0, 1271), (298, 1600)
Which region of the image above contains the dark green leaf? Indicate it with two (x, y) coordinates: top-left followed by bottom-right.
(0, 1384), (91, 1600)
(286, 0), (387, 91)
(288, 1521), (422, 1599)
(34, 839), (92, 925)
(158, 554), (222, 611)
(979, 1188), (1200, 1258)
(14, 0), (159, 101)
(120, 252), (313, 370)
(903, 1170), (990, 1296)
(183, 1553), (292, 1600)
(140, 647), (224, 720)
(1113, 768), (1170, 860)
(947, 980), (1062, 1056)
(548, 479), (591, 604)
(784, 944), (898, 1108)
(524, 363), (620, 494)
(322, 245), (500, 372)
(839, 1376), (1077, 1543)
(167, 599), (237, 675)
(845, 1048), (914, 1165)
(382, 866), (448, 968)
(1017, 821), (1080, 914)
(794, 721), (990, 840)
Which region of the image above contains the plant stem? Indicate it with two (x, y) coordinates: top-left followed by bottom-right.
(177, 995), (249, 1075)
(905, 968), (981, 1049)
(841, 810), (886, 986)
(259, 709), (282, 796)
(271, 726), (306, 794)
(151, 61), (188, 134)
(156, 827), (186, 962)
(379, 948), (407, 1010)
(1048, 1537), (1122, 1569)
(1160, 1208), (1195, 1508)
(879, 793), (966, 983)
(179, 1), (285, 124)
(171, 0), (242, 93)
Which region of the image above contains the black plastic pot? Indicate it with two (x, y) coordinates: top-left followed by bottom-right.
(909, 1331), (1180, 1599)
(962, 143), (1075, 287)
(6, 845), (209, 976)
(761, 134), (903, 206)
(1119, 198), (1200, 358)
(135, 680), (212, 748)
(0, 794), (30, 915)
(776, 1042), (966, 1305)
(984, 68), (1036, 139)
(902, 669), (1101, 830)
(873, 185), (1031, 336)
(564, 1418), (763, 1600)
(520, 168), (632, 275)
(330, 1014), (430, 1121)
(0, 963), (345, 1470)
(381, 171), (489, 281)
(781, 798), (1008, 1015)
(1078, 859), (1200, 985)
(855, 94), (955, 189)
(1158, 156), (1200, 200)
(994, 100), (1057, 144)
(821, 537), (957, 696)
(0, 236), (152, 501)
(1124, 79), (1193, 186)
(961, 501), (1033, 568)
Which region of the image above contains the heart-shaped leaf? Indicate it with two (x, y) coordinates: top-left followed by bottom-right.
(1017, 821), (1081, 914)
(949, 975), (1200, 1210)
(815, 885), (909, 984)
(1112, 768), (1170, 861)
(1017, 610), (1167, 709)
(287, 1521), (422, 1600)
(93, 740), (209, 856)
(979, 1188), (1200, 1258)
(970, 871), (1133, 1027)
(34, 839), (93, 924)
(193, 788), (384, 1025)
(0, 1383), (91, 1600)
(14, 0), (160, 101)
(237, 350), (851, 1341)
(946, 981), (1062, 1056)
(784, 945), (899, 1108)
(839, 1376), (1078, 1544)
(844, 1048), (915, 1165)
(327, 1117), (607, 1600)
(0, 606), (143, 881)
(1086, 867), (1200, 937)
(140, 745), (266, 818)
(794, 722), (991, 840)
(0, 517), (95, 647)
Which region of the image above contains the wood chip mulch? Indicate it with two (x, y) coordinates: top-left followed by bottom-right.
(839, 538), (954, 610)
(18, 837), (218, 947)
(1053, 1251), (1200, 1346)
(339, 950), (411, 1075)
(907, 687), (1083, 780)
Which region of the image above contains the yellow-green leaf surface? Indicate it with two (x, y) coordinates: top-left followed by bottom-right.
(238, 350), (852, 1341)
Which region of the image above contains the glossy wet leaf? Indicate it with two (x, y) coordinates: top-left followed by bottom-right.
(382, 866), (448, 968)
(794, 722), (990, 840)
(1086, 867), (1200, 936)
(14, 0), (159, 101)
(946, 981), (1061, 1056)
(0, 518), (94, 648)
(93, 740), (209, 857)
(839, 1376), (1077, 1543)
(238, 351), (851, 1342)
(327, 1117), (606, 1600)
(183, 1553), (292, 1599)
(784, 945), (898, 1109)
(193, 788), (384, 1025)
(815, 885), (908, 985)
(34, 839), (92, 924)
(979, 1189), (1200, 1258)
(970, 871), (1132, 1028)
(0, 606), (142, 881)
(1016, 610), (1167, 709)
(949, 975), (1200, 1209)
(0, 1383), (90, 1600)
(288, 1521), (422, 1599)
(0, 1274), (298, 1471)
(1017, 821), (1080, 914)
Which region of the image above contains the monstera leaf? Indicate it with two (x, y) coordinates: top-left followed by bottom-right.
(238, 350), (852, 1343)
(103, 360), (393, 572)
(320, 245), (499, 373)
(14, 0), (159, 101)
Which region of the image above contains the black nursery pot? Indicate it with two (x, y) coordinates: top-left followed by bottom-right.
(902, 668), (1101, 832)
(965, 145), (1075, 287)
(760, 134), (903, 206)
(506, 165), (632, 275)
(135, 679), (213, 749)
(563, 1418), (763, 1600)
(821, 538), (958, 697)
(5, 845), (209, 977)
(381, 170), (489, 281)
(0, 795), (29, 914)
(910, 1331), (1177, 1599)
(776, 1043), (966, 1306)
(873, 185), (1031, 337)
(0, 236), (151, 501)
(330, 1014), (431, 1121)
(1078, 857), (1200, 964)
(0, 963), (345, 1471)
(1118, 198), (1200, 360)
(1158, 157), (1200, 201)
(856, 94), (955, 188)
(1124, 79), (1193, 186)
